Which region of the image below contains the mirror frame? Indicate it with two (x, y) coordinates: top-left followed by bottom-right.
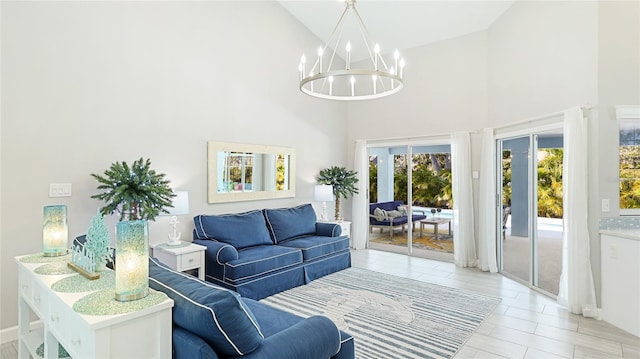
(207, 141), (296, 203)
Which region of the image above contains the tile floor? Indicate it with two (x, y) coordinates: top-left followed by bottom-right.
(2, 248), (638, 359)
(350, 249), (640, 358)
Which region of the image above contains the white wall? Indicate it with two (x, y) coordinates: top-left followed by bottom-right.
(0, 1), (348, 332)
(347, 30), (490, 140)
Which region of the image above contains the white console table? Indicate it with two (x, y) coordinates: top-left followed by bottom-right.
(16, 254), (174, 359)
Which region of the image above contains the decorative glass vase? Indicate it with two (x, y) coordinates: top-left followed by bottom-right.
(114, 220), (149, 302)
(42, 205), (69, 257)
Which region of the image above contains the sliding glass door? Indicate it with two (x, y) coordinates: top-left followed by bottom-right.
(498, 130), (563, 296)
(366, 143), (454, 260)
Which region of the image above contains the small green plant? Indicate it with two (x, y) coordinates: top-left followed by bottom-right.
(316, 166), (359, 220)
(91, 158), (175, 221)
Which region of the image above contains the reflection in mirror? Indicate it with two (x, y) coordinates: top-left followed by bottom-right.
(208, 142), (295, 203)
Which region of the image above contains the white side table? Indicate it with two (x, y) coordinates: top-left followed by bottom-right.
(324, 220), (352, 247)
(152, 243), (206, 280)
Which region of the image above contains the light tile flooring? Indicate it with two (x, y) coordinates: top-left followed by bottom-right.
(350, 249), (640, 359)
(2, 249), (638, 359)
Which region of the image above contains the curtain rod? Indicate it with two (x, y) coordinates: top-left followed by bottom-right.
(491, 104), (592, 132)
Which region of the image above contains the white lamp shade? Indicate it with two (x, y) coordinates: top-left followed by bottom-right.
(314, 185), (334, 202)
(168, 191), (190, 216)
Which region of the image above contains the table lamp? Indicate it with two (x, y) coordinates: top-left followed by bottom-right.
(115, 220), (149, 301)
(166, 191), (189, 246)
(43, 205), (69, 257)
(314, 185), (334, 221)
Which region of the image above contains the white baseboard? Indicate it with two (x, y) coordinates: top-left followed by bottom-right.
(0, 325), (18, 344)
(0, 321), (43, 344)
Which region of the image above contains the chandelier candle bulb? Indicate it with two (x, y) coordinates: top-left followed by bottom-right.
(394, 49), (400, 74)
(329, 76), (334, 95)
(390, 68), (395, 89)
(372, 75), (378, 94)
(318, 47), (323, 73)
(350, 76), (355, 96)
(400, 58), (405, 78)
(374, 43), (380, 71)
(346, 41), (351, 70)
(301, 54), (306, 79)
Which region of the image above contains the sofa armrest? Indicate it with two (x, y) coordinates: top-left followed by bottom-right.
(173, 325), (219, 359)
(315, 222), (342, 237)
(242, 316), (341, 359)
(193, 239), (238, 264)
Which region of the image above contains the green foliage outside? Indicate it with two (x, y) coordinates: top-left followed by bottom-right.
(537, 149), (563, 218)
(502, 149), (564, 218)
(276, 154), (286, 190)
(620, 145), (640, 208)
(370, 149), (568, 218)
(369, 153), (452, 208)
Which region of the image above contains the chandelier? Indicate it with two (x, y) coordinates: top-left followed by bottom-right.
(298, 0), (405, 101)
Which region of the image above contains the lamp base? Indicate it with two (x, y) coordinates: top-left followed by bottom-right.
(167, 240), (182, 246)
(43, 249), (68, 257)
(115, 289), (149, 302)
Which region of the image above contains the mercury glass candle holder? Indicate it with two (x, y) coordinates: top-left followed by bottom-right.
(115, 220), (149, 302)
(42, 205), (69, 257)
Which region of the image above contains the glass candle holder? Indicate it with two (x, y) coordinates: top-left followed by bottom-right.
(115, 220), (149, 302)
(43, 205), (69, 257)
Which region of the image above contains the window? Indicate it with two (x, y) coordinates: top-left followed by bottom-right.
(618, 105), (640, 214)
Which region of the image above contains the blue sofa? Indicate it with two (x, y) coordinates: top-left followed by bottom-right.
(369, 201), (427, 238)
(193, 204), (351, 300)
(149, 257), (355, 359)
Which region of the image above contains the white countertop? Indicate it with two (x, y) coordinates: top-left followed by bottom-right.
(600, 228), (640, 241)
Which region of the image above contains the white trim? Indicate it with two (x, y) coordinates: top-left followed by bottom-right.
(363, 134), (451, 148)
(0, 320), (43, 344)
(616, 105), (640, 119)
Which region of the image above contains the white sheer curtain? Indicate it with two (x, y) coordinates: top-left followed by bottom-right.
(451, 132), (477, 267)
(478, 128), (498, 272)
(351, 139), (369, 250)
(557, 107), (598, 317)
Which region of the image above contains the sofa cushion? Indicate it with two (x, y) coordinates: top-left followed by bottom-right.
(148, 258), (264, 356)
(264, 204), (317, 243)
(194, 210), (273, 249)
(278, 235), (350, 262)
(224, 245), (303, 283)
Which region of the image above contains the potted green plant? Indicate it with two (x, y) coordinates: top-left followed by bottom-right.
(91, 158), (175, 221)
(316, 166), (359, 221)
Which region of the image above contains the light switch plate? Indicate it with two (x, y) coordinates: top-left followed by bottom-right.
(49, 183), (72, 197)
(601, 199), (610, 212)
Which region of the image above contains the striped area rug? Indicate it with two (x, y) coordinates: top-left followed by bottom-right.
(261, 267), (500, 359)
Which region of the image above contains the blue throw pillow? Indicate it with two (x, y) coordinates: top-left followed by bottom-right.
(193, 210), (273, 249)
(264, 204), (317, 243)
(148, 258), (264, 356)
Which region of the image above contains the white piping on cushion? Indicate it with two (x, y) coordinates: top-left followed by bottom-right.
(215, 245), (238, 265)
(149, 258), (264, 346)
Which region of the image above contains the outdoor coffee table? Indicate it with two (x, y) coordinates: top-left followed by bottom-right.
(419, 217), (452, 240)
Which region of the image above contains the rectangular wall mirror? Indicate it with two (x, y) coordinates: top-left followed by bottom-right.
(207, 141), (296, 203)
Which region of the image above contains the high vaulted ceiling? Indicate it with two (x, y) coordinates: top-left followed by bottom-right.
(279, 1), (514, 60)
